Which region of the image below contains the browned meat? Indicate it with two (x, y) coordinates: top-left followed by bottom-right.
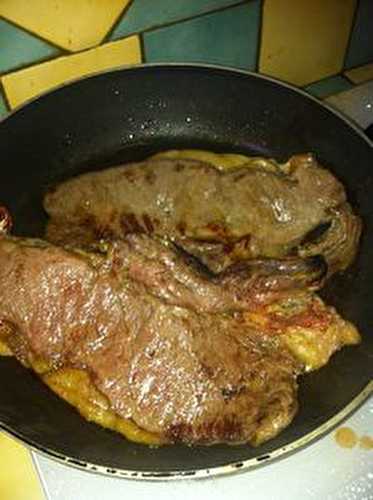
(115, 234), (327, 312)
(0, 231), (360, 445)
(0, 234), (313, 445)
(44, 153), (361, 274)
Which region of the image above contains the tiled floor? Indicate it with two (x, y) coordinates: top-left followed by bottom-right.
(0, 432), (45, 500)
(0, 0), (373, 118)
(143, 3), (261, 69)
(2, 36), (141, 108)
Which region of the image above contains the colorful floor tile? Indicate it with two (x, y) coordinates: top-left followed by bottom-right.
(0, 0), (131, 52)
(144, 2), (261, 70)
(345, 62), (373, 85)
(304, 75), (353, 98)
(0, 432), (45, 500)
(0, 18), (59, 75)
(110, 0), (244, 40)
(344, 0), (373, 70)
(259, 0), (356, 86)
(2, 36), (141, 108)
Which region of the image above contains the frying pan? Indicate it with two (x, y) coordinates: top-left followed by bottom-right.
(0, 64), (372, 479)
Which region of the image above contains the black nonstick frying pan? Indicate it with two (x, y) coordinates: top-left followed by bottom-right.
(0, 64), (372, 479)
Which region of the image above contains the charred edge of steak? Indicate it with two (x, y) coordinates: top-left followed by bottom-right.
(171, 240), (216, 279)
(166, 418), (244, 445)
(300, 221), (332, 246)
(218, 254), (328, 294)
(298, 203), (362, 274)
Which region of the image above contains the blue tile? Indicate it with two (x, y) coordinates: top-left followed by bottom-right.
(0, 18), (59, 74)
(304, 75), (354, 98)
(143, 2), (261, 70)
(0, 91), (8, 118)
(345, 0), (373, 69)
(110, 0), (245, 40)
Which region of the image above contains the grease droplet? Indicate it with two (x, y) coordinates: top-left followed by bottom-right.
(359, 435), (373, 450)
(335, 427), (358, 449)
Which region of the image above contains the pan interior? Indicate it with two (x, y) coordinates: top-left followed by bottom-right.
(0, 65), (372, 476)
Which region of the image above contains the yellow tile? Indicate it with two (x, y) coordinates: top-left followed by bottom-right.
(345, 62), (373, 84)
(0, 432), (44, 500)
(2, 36), (141, 108)
(0, 0), (131, 52)
(259, 0), (357, 86)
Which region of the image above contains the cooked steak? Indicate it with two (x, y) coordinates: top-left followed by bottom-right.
(44, 153), (361, 274)
(0, 232), (359, 445)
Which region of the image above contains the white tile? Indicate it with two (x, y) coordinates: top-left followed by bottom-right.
(33, 398), (373, 500)
(326, 80), (373, 130)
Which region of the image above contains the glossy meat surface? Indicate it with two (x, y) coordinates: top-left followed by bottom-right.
(44, 153), (361, 273)
(0, 234), (360, 445)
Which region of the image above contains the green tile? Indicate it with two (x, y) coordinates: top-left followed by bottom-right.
(143, 2), (261, 70)
(110, 0), (245, 40)
(304, 75), (354, 98)
(0, 18), (59, 74)
(345, 0), (373, 69)
(0, 92), (8, 119)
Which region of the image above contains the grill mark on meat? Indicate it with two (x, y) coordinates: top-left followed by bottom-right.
(120, 213), (145, 234)
(234, 172), (246, 182)
(142, 213), (154, 233)
(174, 163), (185, 172)
(145, 170), (156, 185)
(0, 234), (308, 445)
(176, 221), (186, 236)
(43, 155), (361, 275)
(205, 222), (229, 239)
(166, 417), (244, 444)
(95, 226), (115, 240)
(122, 170), (136, 183)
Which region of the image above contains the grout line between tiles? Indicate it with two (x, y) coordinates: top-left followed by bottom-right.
(0, 1), (251, 81)
(31, 452), (51, 500)
(0, 14), (69, 53)
(342, 0), (361, 71)
(139, 32), (146, 63)
(0, 79), (11, 110)
(111, 0), (249, 41)
(0, 33), (141, 83)
(255, 0), (264, 72)
(102, 0), (136, 44)
(344, 60), (373, 75)
(298, 71), (344, 89)
(0, 52), (64, 79)
(343, 71), (357, 84)
(340, 73), (355, 84)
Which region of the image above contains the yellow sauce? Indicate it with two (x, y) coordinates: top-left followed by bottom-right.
(151, 149), (251, 170)
(43, 367), (162, 445)
(0, 338), (12, 356)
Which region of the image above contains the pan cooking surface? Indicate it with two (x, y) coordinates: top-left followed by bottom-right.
(0, 65), (371, 477)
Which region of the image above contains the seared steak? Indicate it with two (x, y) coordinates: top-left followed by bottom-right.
(0, 233), (359, 445)
(44, 153), (361, 274)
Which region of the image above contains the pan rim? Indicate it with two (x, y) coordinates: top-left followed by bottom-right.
(0, 61), (372, 150)
(0, 382), (371, 480)
(0, 62), (372, 479)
